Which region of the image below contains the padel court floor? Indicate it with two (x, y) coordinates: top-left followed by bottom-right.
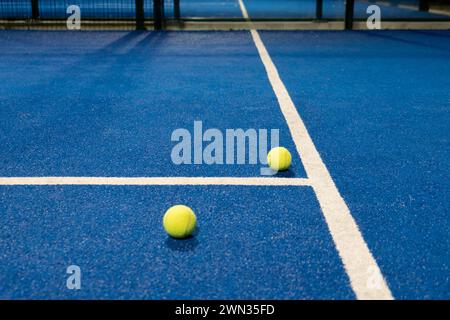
(0, 29), (449, 299)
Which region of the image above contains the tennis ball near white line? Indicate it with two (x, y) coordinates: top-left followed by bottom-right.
(163, 205), (197, 239)
(267, 147), (292, 171)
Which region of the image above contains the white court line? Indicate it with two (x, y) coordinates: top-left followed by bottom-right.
(397, 4), (418, 11)
(377, 1), (393, 7)
(429, 9), (450, 17)
(238, 0), (250, 20)
(0, 176), (311, 186)
(238, 0), (393, 300)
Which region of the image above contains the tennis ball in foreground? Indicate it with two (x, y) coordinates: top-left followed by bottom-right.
(267, 147), (292, 171)
(163, 205), (197, 239)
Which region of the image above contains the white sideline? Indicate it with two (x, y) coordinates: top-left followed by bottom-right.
(0, 176), (310, 186)
(238, 0), (393, 300)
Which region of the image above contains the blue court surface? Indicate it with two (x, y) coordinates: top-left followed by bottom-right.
(0, 29), (449, 300)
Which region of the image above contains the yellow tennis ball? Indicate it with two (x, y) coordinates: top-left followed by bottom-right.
(267, 147), (292, 171)
(163, 205), (197, 239)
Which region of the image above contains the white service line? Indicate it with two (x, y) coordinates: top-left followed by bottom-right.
(238, 0), (393, 300)
(0, 176), (311, 186)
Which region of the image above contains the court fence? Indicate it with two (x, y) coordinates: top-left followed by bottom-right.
(0, 0), (448, 30)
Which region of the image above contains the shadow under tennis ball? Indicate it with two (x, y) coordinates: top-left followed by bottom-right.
(275, 169), (296, 178)
(165, 227), (200, 252)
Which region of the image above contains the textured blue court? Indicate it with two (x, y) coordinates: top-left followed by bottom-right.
(0, 0), (449, 302)
(0, 29), (449, 300)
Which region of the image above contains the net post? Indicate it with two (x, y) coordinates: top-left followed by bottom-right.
(345, 0), (354, 30)
(418, 0), (429, 11)
(31, 0), (40, 19)
(316, 0), (323, 20)
(135, 0), (145, 30)
(153, 0), (165, 30)
(174, 0), (181, 20)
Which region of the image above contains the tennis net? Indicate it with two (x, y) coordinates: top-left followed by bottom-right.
(0, 0), (165, 29)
